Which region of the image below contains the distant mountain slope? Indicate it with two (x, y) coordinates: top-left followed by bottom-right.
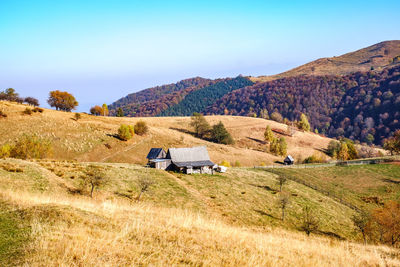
(207, 65), (400, 145)
(160, 76), (254, 116)
(109, 77), (215, 116)
(251, 40), (400, 82)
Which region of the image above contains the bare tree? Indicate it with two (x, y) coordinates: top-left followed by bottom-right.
(277, 192), (290, 221)
(276, 175), (288, 192)
(300, 206), (319, 236)
(352, 210), (370, 244)
(136, 176), (155, 202)
(82, 165), (107, 198)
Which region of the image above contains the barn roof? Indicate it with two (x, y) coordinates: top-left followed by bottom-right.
(146, 148), (165, 159)
(167, 146), (214, 167)
(284, 155), (294, 162)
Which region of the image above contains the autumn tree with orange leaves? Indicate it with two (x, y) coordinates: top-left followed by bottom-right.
(47, 90), (78, 111)
(367, 201), (400, 247)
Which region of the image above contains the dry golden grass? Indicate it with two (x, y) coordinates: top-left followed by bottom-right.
(0, 101), (334, 166)
(2, 189), (400, 266)
(251, 40), (400, 83)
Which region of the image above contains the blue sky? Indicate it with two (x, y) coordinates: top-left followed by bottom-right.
(0, 0), (399, 111)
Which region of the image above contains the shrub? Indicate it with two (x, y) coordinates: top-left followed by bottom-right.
(0, 110), (7, 118)
(33, 107), (44, 113)
(118, 124), (134, 141)
(303, 154), (326, 164)
(220, 160), (231, 167)
(23, 108), (32, 115)
(0, 144), (12, 158)
(74, 113), (81, 121)
(190, 113), (210, 138)
(10, 134), (53, 159)
(134, 120), (149, 136)
(297, 113), (310, 131)
(234, 160), (241, 167)
(211, 121), (234, 145)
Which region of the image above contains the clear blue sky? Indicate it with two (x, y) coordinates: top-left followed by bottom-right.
(0, 0), (399, 112)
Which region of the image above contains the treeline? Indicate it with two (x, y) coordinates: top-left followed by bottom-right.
(160, 76), (254, 116)
(206, 66), (400, 145)
(108, 77), (214, 117)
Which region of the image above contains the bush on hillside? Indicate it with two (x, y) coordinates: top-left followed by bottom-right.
(22, 108), (32, 115)
(74, 113), (81, 121)
(0, 110), (7, 118)
(211, 121), (234, 145)
(303, 154), (327, 164)
(0, 144), (12, 158)
(134, 120), (149, 136)
(220, 160), (231, 167)
(32, 107), (44, 113)
(118, 124), (134, 141)
(9, 134), (53, 159)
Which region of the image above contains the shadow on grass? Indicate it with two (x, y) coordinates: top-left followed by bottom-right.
(254, 209), (279, 220)
(249, 183), (278, 194)
(246, 137), (266, 145)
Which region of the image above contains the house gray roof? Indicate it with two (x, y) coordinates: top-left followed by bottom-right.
(146, 148), (165, 159)
(167, 146), (214, 167)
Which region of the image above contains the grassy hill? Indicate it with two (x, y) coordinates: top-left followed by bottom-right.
(251, 40), (400, 82)
(0, 101), (336, 166)
(1, 157), (400, 265)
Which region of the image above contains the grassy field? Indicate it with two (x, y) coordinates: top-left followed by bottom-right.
(0, 101), (335, 166)
(264, 164), (400, 212)
(0, 158), (399, 265)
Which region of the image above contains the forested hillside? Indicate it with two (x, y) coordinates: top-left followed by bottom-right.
(108, 77), (215, 116)
(207, 66), (400, 145)
(160, 76), (254, 116)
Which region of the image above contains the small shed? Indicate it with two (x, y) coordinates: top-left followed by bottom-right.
(284, 155), (294, 165)
(146, 148), (166, 160)
(146, 148), (170, 170)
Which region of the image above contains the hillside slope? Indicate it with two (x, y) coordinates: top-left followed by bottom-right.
(0, 158), (399, 265)
(251, 40), (400, 82)
(0, 102), (335, 165)
(207, 65), (400, 145)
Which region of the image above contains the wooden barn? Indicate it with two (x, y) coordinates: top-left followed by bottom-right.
(167, 146), (215, 174)
(146, 146), (215, 174)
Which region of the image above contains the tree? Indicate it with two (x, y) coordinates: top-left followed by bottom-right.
(82, 165), (107, 198)
(90, 105), (103, 116)
(337, 143), (349, 161)
(270, 112), (283, 123)
(276, 175), (287, 192)
(134, 120), (149, 136)
(352, 210), (370, 244)
(211, 121), (234, 145)
(300, 206), (319, 236)
(369, 201), (400, 246)
(264, 125), (274, 143)
(278, 137), (287, 156)
(102, 103), (109, 116)
(136, 176), (155, 202)
(118, 124), (134, 141)
(383, 130), (400, 155)
(190, 113), (210, 139)
(47, 90), (78, 111)
(277, 192), (290, 221)
(24, 97), (39, 107)
(116, 107), (124, 117)
(297, 113), (310, 131)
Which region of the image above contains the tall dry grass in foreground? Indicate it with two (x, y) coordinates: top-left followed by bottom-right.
(1, 190), (399, 266)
